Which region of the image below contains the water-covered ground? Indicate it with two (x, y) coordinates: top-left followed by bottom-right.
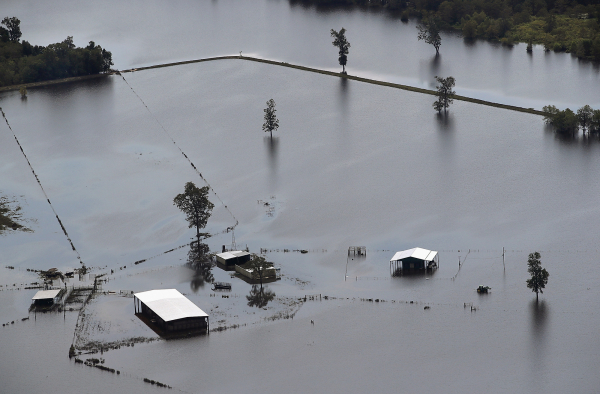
(1, 59), (599, 393)
(3, 0), (600, 109)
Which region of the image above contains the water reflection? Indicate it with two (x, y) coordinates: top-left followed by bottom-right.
(339, 76), (349, 111)
(429, 54), (441, 79)
(187, 242), (214, 292)
(391, 267), (437, 280)
(529, 299), (549, 379)
(264, 136), (279, 171)
(435, 111), (454, 132)
(246, 285), (275, 308)
(0, 193), (33, 234)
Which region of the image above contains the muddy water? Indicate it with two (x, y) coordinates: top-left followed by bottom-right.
(3, 0), (600, 109)
(1, 59), (599, 393)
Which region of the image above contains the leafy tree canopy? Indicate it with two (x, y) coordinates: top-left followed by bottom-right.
(173, 182), (214, 243)
(526, 252), (550, 300)
(262, 98), (280, 138)
(331, 27), (351, 72)
(433, 75), (455, 113)
(0, 17), (114, 87)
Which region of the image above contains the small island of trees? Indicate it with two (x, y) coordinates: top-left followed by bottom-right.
(543, 104), (600, 135)
(0, 17), (113, 88)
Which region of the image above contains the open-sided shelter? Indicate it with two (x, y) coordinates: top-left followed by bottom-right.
(31, 289), (62, 306)
(133, 289), (209, 333)
(390, 247), (439, 271)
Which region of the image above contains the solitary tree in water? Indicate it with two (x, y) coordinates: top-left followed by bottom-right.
(330, 28), (351, 73)
(433, 76), (455, 113)
(262, 99), (279, 138)
(526, 252), (549, 300)
(417, 17), (441, 55)
(173, 182), (214, 245)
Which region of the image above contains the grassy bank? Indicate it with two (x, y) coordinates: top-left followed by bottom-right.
(0, 55), (545, 116)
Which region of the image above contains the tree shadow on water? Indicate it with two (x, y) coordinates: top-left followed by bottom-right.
(246, 285), (275, 308)
(187, 242), (214, 293)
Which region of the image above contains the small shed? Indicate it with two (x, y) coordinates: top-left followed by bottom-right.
(390, 247), (439, 271)
(133, 289), (209, 333)
(31, 289), (62, 306)
(216, 251), (251, 267)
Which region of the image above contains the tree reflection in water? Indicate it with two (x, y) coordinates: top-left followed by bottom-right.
(187, 242), (214, 292)
(246, 285), (275, 308)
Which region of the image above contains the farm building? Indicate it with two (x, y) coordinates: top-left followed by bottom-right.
(133, 289), (209, 333)
(390, 247), (439, 271)
(216, 250), (251, 268)
(31, 289), (63, 306)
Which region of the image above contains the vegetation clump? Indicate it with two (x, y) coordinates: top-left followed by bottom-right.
(543, 104), (600, 135)
(0, 17), (113, 87)
(294, 0), (600, 59)
(173, 182), (214, 246)
(330, 27), (351, 72)
(433, 76), (455, 113)
(526, 252), (549, 300)
(262, 98), (280, 138)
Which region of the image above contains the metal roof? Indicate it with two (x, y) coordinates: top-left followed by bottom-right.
(32, 289), (61, 300)
(134, 289), (208, 322)
(216, 251), (251, 260)
(390, 248), (438, 262)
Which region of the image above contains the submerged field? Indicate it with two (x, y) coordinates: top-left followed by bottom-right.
(1, 60), (599, 393)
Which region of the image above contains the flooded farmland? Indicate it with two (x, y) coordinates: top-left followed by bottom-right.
(1, 59), (599, 393)
(1, 1), (600, 393)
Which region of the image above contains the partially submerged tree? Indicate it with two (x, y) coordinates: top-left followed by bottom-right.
(173, 182), (214, 245)
(262, 99), (280, 138)
(417, 17), (441, 55)
(433, 76), (456, 113)
(543, 105), (579, 136)
(526, 252), (549, 300)
(577, 105), (593, 134)
(330, 27), (351, 73)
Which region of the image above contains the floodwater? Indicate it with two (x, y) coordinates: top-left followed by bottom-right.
(2, 0), (600, 109)
(1, 2), (600, 394)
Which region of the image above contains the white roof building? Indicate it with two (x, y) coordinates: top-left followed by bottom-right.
(134, 289), (208, 323)
(390, 247), (438, 263)
(31, 289), (61, 301)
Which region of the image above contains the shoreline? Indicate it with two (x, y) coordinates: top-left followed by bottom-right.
(0, 55), (546, 116)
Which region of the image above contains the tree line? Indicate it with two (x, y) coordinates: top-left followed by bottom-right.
(290, 0), (600, 60)
(543, 104), (600, 135)
(0, 17), (113, 88)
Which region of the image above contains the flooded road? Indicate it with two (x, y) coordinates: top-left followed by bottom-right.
(1, 58), (599, 393)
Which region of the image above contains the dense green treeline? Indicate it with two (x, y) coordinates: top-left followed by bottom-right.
(0, 17), (113, 88)
(290, 0), (600, 60)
